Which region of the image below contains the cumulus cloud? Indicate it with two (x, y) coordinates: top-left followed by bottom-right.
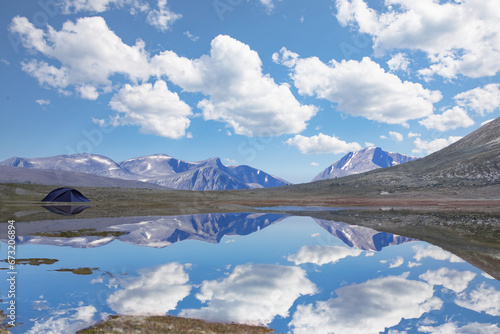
(60, 0), (181, 31)
(389, 131), (403, 142)
(388, 256), (404, 268)
(420, 322), (500, 334)
(27, 305), (98, 334)
(455, 283), (500, 316)
(285, 133), (362, 154)
(77, 84), (99, 100)
(290, 274), (442, 334)
(335, 0), (500, 79)
(408, 132), (421, 138)
(419, 268), (476, 293)
(387, 53), (410, 72)
(36, 99), (50, 105)
(413, 245), (464, 263)
(274, 49), (441, 125)
(12, 18), (315, 139)
(180, 264), (317, 325)
(419, 107), (474, 132)
(109, 80), (192, 138)
(454, 83), (500, 116)
(146, 0), (181, 31)
(288, 245), (363, 266)
(59, 0), (125, 13)
(412, 136), (462, 155)
(152, 35), (317, 136)
(10, 16), (150, 96)
(107, 263), (191, 315)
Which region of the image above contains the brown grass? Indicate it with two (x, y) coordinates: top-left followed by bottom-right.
(77, 315), (277, 334)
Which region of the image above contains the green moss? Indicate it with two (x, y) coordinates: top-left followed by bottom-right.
(32, 229), (127, 238)
(77, 315), (277, 334)
(2, 258), (58, 266)
(55, 267), (98, 275)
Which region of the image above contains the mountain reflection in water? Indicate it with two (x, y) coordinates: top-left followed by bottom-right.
(2, 213), (499, 334)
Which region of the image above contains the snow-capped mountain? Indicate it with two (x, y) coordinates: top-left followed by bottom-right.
(13, 213), (287, 248)
(1, 153), (289, 191)
(1, 153), (137, 180)
(120, 154), (289, 190)
(313, 147), (419, 181)
(313, 218), (415, 251)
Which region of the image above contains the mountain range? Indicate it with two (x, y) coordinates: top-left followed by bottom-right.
(10, 213), (414, 251)
(313, 147), (419, 181)
(0, 153), (289, 191)
(288, 116), (500, 194)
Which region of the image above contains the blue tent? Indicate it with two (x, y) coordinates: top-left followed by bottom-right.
(41, 187), (90, 203)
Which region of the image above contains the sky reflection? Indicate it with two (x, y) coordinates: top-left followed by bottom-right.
(1, 213), (500, 333)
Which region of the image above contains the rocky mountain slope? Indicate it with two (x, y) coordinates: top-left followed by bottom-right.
(0, 153), (289, 191)
(294, 117), (500, 193)
(313, 147), (419, 181)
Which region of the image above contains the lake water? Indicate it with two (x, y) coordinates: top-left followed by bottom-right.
(2, 212), (500, 333)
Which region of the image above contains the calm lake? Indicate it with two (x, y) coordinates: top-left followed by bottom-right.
(2, 212), (500, 333)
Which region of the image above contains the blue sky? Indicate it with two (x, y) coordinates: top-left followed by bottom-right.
(1, 0), (499, 183)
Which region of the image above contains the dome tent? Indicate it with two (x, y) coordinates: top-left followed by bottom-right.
(41, 187), (90, 203)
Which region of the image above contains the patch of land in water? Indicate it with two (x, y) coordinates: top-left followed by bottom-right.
(77, 315), (277, 334)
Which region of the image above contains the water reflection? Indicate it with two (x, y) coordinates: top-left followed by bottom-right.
(42, 205), (90, 216)
(1, 213), (499, 333)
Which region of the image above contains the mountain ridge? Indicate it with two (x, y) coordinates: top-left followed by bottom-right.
(313, 147), (419, 181)
(0, 153), (288, 191)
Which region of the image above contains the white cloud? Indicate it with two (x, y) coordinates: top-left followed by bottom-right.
(455, 283), (500, 316)
(274, 49), (441, 125)
(310, 162), (319, 166)
(36, 99), (50, 105)
(420, 322), (500, 334)
(285, 133), (362, 154)
(258, 0), (278, 13)
(77, 84), (99, 100)
(59, 0), (124, 13)
(153, 35), (317, 137)
(184, 30), (199, 41)
(408, 132), (421, 138)
(146, 0), (182, 31)
(290, 274), (442, 334)
(389, 131), (403, 142)
(27, 305), (98, 334)
(272, 46), (299, 68)
(288, 245), (363, 266)
(335, 0), (500, 79)
(454, 83), (500, 116)
(10, 16), (150, 94)
(109, 80), (192, 138)
(92, 117), (106, 126)
(413, 245), (464, 263)
(388, 256), (404, 268)
(412, 136), (462, 155)
(21, 60), (69, 89)
(107, 263), (191, 315)
(419, 107), (474, 132)
(419, 268), (476, 293)
(180, 264), (316, 326)
(387, 53), (409, 72)
(365, 141), (375, 147)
